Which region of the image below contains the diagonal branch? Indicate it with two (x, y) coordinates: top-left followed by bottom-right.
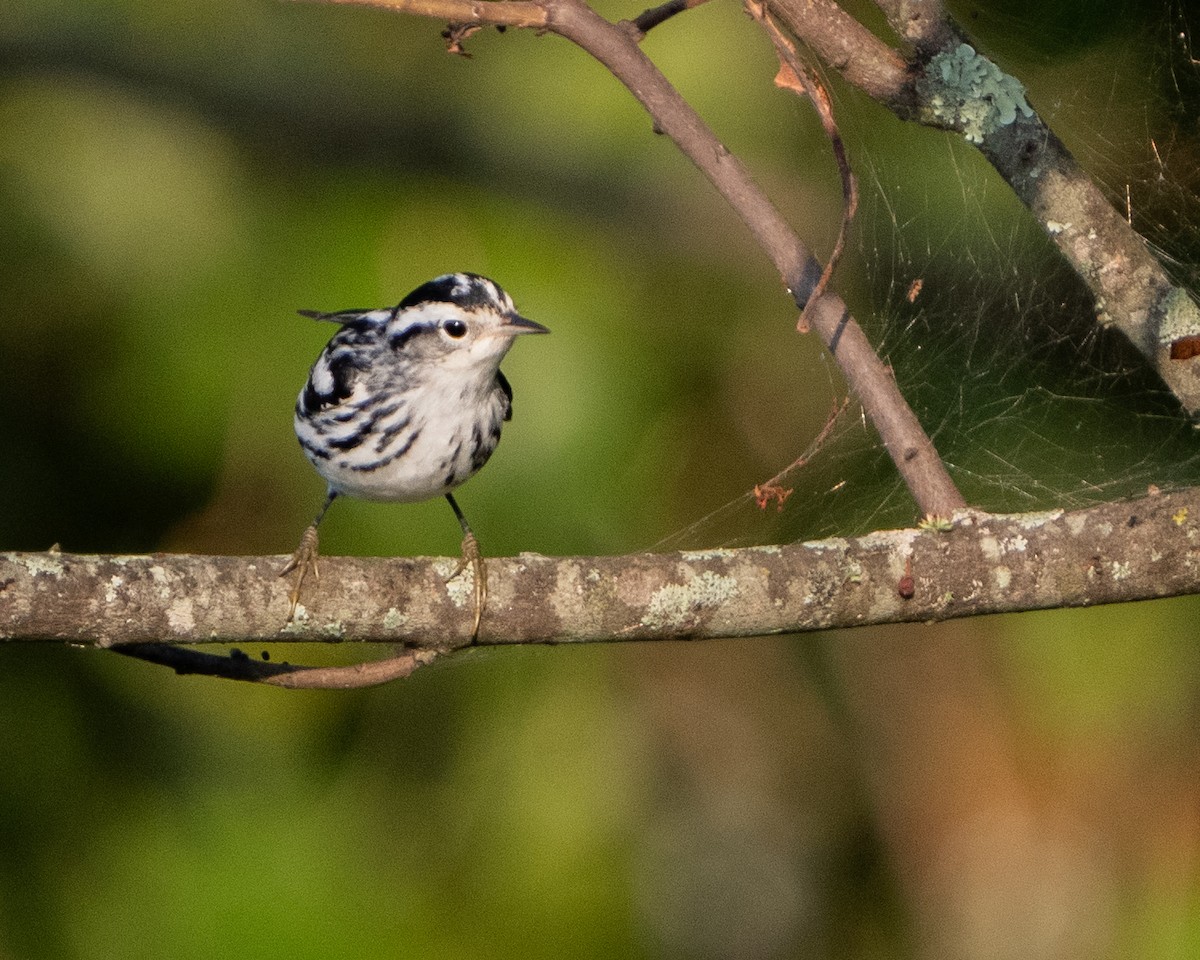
(763, 0), (910, 103)
(870, 0), (954, 52)
(296, 0), (964, 517)
(544, 0), (964, 515)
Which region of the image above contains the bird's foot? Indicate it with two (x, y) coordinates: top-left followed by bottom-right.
(280, 524), (320, 621)
(446, 531), (487, 640)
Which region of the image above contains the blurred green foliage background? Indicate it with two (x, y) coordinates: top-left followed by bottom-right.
(2, 0), (1200, 956)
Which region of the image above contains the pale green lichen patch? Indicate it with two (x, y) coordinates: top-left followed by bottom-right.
(679, 548), (738, 563)
(15, 553), (64, 577)
(552, 561), (587, 631)
(318, 621), (346, 639)
(1157, 287), (1200, 343)
(859, 529), (919, 552)
(680, 545), (780, 563)
(280, 608), (309, 633)
(279, 614), (344, 639)
(802, 537), (850, 553)
(922, 43), (1033, 143)
(1004, 534), (1028, 553)
(1013, 509), (1065, 529)
(442, 566), (475, 608)
(644, 570), (737, 630)
(105, 575), (124, 604)
(166, 597), (195, 634)
(382, 607), (409, 630)
(844, 560), (864, 584)
(432, 557), (459, 580)
(983, 533), (1028, 557)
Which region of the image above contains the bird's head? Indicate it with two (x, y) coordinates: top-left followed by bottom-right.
(383, 273), (548, 374)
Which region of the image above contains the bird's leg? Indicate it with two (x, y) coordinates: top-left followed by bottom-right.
(455, 529), (486, 640)
(280, 490), (337, 621)
(280, 525), (318, 620)
(445, 493), (486, 639)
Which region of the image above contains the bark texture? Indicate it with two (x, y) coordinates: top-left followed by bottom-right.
(2, 488), (1196, 652)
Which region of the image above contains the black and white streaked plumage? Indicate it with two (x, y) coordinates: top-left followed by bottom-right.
(281, 273), (548, 633)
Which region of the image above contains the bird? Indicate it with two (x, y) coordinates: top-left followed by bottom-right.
(281, 272), (548, 635)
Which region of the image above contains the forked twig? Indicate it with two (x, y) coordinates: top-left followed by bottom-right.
(544, 0), (964, 515)
(624, 0), (714, 40)
(113, 642), (441, 688)
(753, 395), (852, 508)
(747, 0), (858, 331)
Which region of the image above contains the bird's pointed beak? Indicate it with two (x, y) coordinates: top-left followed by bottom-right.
(505, 314), (550, 335)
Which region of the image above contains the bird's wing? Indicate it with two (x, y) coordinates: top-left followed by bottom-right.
(297, 307), (389, 326)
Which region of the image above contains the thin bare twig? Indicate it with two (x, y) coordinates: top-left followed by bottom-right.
(754, 395), (852, 507)
(111, 643), (440, 688)
(624, 0), (714, 40)
(749, 0), (858, 329)
(297, 0), (549, 28)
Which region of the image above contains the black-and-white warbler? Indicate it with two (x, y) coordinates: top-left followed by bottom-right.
(281, 272), (548, 633)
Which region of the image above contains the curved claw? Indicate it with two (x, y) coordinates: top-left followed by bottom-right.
(446, 531), (487, 639)
(280, 524), (320, 621)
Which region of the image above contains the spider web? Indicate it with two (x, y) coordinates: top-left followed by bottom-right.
(656, 0), (1200, 551)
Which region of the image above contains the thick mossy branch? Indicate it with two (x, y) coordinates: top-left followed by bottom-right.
(765, 0), (1200, 415)
(3, 489), (1198, 651)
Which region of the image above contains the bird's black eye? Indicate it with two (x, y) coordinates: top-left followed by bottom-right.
(444, 319), (468, 339)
